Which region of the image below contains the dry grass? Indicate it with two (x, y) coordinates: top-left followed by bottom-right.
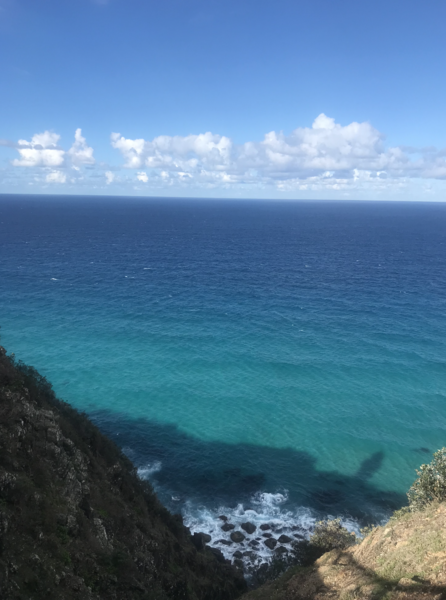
(243, 503), (446, 600)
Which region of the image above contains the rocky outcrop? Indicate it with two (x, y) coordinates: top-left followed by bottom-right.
(0, 347), (246, 600)
(241, 523), (256, 535)
(230, 532), (245, 544)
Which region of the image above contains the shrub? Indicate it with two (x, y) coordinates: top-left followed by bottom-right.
(250, 519), (357, 586)
(407, 447), (446, 510)
(359, 524), (378, 538)
(290, 519), (356, 567)
(309, 518), (356, 552)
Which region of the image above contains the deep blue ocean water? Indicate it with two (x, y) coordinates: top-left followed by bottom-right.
(1, 195), (445, 565)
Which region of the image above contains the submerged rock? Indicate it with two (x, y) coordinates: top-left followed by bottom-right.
(260, 523), (271, 531)
(218, 539), (233, 546)
(221, 522), (235, 532)
(278, 534), (292, 544)
(230, 531), (246, 543)
(241, 521), (256, 534)
(264, 538), (277, 550)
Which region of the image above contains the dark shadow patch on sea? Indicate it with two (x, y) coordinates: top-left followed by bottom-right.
(89, 410), (406, 570)
(90, 409), (405, 518)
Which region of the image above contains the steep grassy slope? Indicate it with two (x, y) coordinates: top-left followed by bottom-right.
(242, 502), (446, 600)
(0, 346), (246, 600)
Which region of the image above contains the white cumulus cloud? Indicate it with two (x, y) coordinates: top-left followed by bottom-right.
(137, 171), (149, 182)
(109, 115), (446, 193)
(105, 171), (115, 184)
(45, 170), (67, 184)
(111, 131), (232, 171)
(238, 114), (388, 175)
(12, 129), (95, 169)
(68, 128), (95, 166)
(6, 117), (446, 196)
(13, 131), (65, 167)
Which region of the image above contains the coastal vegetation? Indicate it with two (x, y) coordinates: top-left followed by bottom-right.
(0, 344), (246, 599)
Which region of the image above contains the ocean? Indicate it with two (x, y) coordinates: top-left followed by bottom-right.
(1, 195), (445, 568)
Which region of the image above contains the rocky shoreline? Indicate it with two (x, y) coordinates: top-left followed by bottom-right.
(193, 514), (307, 573)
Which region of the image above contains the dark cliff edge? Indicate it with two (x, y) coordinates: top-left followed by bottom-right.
(0, 346), (247, 600)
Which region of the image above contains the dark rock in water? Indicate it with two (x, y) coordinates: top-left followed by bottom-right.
(262, 532), (272, 538)
(221, 522), (235, 531)
(218, 515), (228, 521)
(249, 540), (259, 547)
(241, 522), (256, 534)
(230, 531), (245, 543)
(218, 539), (233, 546)
(242, 551), (256, 560)
(278, 534), (292, 544)
(293, 533), (305, 539)
(264, 538), (277, 550)
(260, 523), (271, 531)
(275, 545), (288, 554)
(233, 550), (243, 559)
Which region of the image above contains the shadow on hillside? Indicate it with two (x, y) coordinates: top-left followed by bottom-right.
(90, 410), (406, 525)
(310, 551), (446, 600)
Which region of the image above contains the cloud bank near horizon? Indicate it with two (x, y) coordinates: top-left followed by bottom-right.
(2, 115), (446, 198)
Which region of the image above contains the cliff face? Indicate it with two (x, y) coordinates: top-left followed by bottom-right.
(0, 347), (246, 600)
(242, 502), (446, 600)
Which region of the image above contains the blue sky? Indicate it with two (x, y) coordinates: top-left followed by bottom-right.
(1, 0), (445, 200)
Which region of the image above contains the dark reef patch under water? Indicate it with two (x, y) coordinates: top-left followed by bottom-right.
(91, 411), (406, 568)
(91, 410), (406, 516)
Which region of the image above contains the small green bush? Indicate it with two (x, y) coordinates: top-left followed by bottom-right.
(359, 525), (377, 538)
(407, 447), (446, 511)
(310, 518), (356, 552)
(251, 519), (357, 585)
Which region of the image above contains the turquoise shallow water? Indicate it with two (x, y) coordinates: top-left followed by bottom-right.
(1, 195), (445, 561)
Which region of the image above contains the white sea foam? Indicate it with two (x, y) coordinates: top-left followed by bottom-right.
(135, 465), (362, 570)
(137, 461), (163, 478)
(182, 490), (361, 572)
